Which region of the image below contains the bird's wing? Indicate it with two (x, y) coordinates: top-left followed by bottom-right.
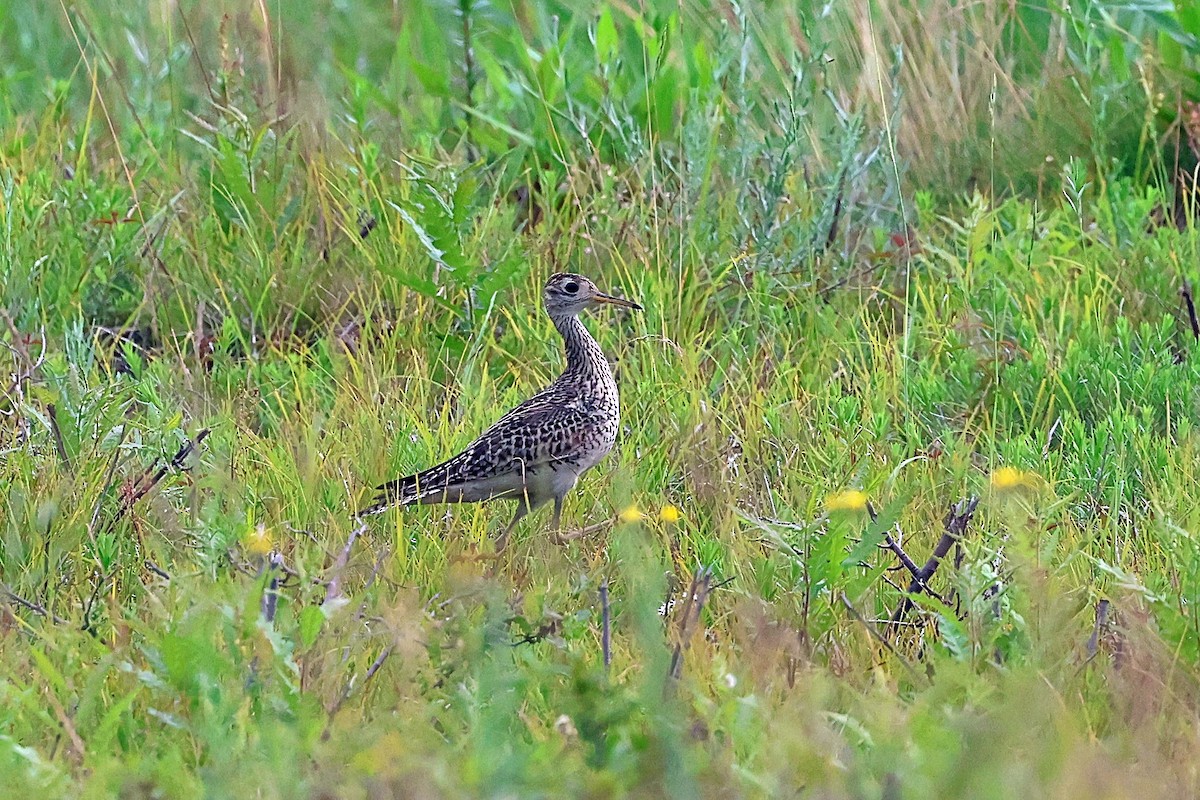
(454, 398), (606, 476)
(358, 400), (605, 515)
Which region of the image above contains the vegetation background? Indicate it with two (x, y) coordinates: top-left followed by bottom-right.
(3, 0), (1200, 796)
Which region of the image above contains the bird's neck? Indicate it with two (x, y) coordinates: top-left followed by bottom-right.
(552, 312), (613, 381)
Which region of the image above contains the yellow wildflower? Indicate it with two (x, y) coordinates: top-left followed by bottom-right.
(618, 505), (645, 523)
(826, 490), (868, 512)
(658, 505), (682, 523)
(990, 466), (1037, 492)
(245, 523), (273, 556)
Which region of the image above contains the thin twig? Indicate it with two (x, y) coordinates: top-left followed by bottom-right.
(867, 501), (949, 604)
(324, 521), (366, 606)
(3, 585), (68, 625)
(881, 533), (924, 582)
(118, 428), (211, 517)
(1182, 281), (1200, 340)
(887, 497), (979, 637)
(175, 5), (214, 101)
(322, 646), (393, 741)
(867, 501), (920, 580)
(817, 259), (891, 297)
(824, 175), (845, 252)
(44, 686), (86, 763)
(669, 566), (715, 681)
(350, 545), (393, 628)
(840, 593), (925, 685)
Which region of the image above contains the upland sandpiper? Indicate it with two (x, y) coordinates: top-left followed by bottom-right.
(359, 273), (642, 551)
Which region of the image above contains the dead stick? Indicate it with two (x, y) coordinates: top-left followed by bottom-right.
(118, 428), (211, 516)
(669, 567), (714, 680)
(324, 521), (366, 606)
(840, 593), (925, 685)
(867, 502), (949, 604)
(867, 502), (926, 582)
(1183, 281), (1200, 340)
(3, 586), (68, 625)
(887, 497), (979, 635)
(322, 646), (392, 741)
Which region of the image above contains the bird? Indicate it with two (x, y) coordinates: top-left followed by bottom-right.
(358, 273), (642, 552)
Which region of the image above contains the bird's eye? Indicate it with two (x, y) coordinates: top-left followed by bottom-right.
(564, 281), (579, 294)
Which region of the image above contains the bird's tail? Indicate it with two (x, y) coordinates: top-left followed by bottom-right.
(355, 460), (458, 518)
(355, 476), (415, 517)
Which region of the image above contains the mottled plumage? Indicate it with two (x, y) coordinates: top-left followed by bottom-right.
(359, 273), (641, 550)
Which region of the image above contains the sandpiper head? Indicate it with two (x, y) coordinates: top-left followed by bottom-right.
(544, 273), (642, 317)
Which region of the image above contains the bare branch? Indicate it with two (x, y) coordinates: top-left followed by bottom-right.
(118, 427), (211, 517)
(887, 497), (980, 637)
(669, 566), (715, 681)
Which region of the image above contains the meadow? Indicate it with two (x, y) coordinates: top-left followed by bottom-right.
(2, 1), (1200, 797)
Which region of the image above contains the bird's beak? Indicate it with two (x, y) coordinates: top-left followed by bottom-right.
(593, 292), (643, 311)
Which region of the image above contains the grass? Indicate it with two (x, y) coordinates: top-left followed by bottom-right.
(2, 0), (1200, 797)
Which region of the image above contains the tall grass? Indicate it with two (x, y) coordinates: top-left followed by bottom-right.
(0, 1), (1198, 797)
